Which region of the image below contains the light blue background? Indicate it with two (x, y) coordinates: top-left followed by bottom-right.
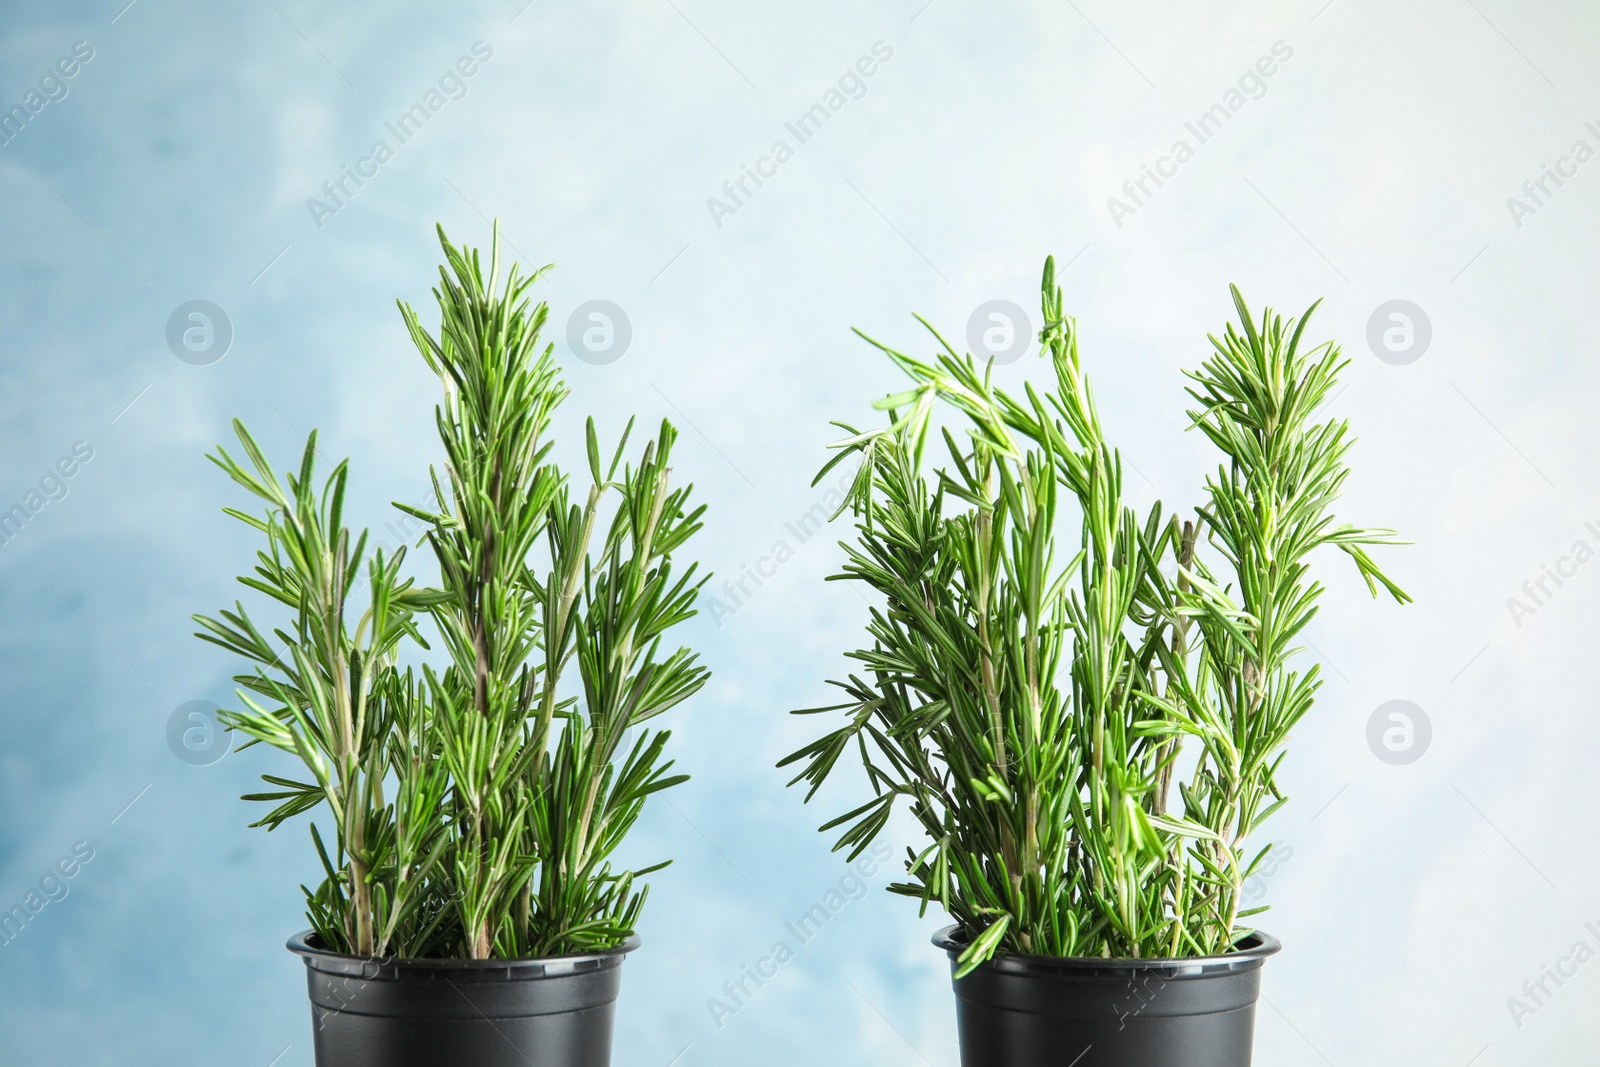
(2, 0), (1597, 1063)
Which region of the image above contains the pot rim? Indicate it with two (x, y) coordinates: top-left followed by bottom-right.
(932, 924), (1281, 978)
(287, 930), (640, 981)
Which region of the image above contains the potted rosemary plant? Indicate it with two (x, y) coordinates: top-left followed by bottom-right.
(780, 259), (1408, 1066)
(195, 226), (709, 1066)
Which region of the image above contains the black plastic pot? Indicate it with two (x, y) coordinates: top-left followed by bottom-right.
(933, 925), (1280, 1067)
(287, 931), (637, 1067)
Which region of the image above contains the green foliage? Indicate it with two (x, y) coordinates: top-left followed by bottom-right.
(780, 258), (1408, 973)
(196, 224), (709, 960)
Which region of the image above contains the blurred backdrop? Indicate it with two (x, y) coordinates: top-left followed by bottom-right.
(2, 0), (1598, 1063)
